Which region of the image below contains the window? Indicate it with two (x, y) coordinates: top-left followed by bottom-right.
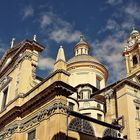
(83, 91), (89, 99)
(69, 102), (74, 111)
(96, 76), (102, 89)
(28, 129), (36, 140)
(79, 90), (91, 100)
(2, 87), (8, 109)
(82, 90), (90, 99)
(97, 103), (101, 110)
(133, 55), (138, 66)
(136, 75), (140, 83)
(97, 113), (102, 121)
(136, 106), (140, 119)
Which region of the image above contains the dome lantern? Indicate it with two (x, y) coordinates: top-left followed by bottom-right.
(74, 35), (89, 56)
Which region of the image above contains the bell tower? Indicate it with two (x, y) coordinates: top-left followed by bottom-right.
(123, 27), (140, 82)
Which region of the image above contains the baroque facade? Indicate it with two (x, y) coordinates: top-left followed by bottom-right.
(0, 28), (140, 140)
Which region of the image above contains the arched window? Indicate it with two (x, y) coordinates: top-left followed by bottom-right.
(69, 117), (95, 136)
(96, 76), (102, 89)
(133, 55), (138, 66)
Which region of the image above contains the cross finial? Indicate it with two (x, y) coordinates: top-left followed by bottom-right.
(33, 34), (37, 41)
(80, 35), (84, 41)
(10, 38), (15, 48)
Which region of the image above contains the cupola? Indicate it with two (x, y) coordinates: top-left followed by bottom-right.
(74, 35), (89, 56)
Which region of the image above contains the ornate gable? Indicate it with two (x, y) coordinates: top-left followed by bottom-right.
(0, 39), (44, 77)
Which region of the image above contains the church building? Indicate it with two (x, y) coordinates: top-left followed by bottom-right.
(0, 28), (140, 140)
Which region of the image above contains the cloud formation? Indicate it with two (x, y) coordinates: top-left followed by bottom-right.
(124, 3), (140, 20)
(39, 12), (81, 43)
(94, 1), (140, 83)
(92, 36), (125, 83)
(22, 5), (34, 20)
(106, 0), (123, 6)
(38, 56), (55, 70)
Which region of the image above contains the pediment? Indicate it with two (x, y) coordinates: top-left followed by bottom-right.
(0, 39), (44, 75)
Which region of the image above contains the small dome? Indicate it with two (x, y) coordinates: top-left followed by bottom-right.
(67, 55), (101, 65)
(74, 35), (89, 56)
(75, 35), (89, 47)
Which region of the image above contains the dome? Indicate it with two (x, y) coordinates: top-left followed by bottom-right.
(74, 37), (89, 47)
(67, 55), (101, 65)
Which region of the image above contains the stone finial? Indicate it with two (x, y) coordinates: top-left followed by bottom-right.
(56, 46), (66, 62)
(10, 38), (15, 48)
(33, 34), (37, 41)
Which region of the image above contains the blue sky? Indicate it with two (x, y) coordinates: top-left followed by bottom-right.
(0, 0), (140, 84)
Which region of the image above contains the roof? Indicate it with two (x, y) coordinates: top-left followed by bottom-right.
(91, 78), (140, 97)
(67, 54), (101, 65)
(74, 35), (89, 48)
(0, 39), (45, 67)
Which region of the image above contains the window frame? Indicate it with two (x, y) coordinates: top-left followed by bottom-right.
(27, 129), (36, 140)
(68, 102), (74, 111)
(96, 76), (102, 89)
(79, 89), (91, 100)
(1, 86), (9, 110)
(132, 54), (138, 67)
(97, 113), (102, 121)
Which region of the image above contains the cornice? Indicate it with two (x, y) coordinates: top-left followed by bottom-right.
(123, 44), (139, 56)
(0, 81), (76, 130)
(67, 61), (108, 80)
(0, 101), (67, 140)
(0, 40), (44, 78)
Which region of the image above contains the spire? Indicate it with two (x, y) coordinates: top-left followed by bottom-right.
(56, 46), (66, 62)
(54, 46), (66, 71)
(10, 38), (15, 48)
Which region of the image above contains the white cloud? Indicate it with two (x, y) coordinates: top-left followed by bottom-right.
(38, 56), (55, 70)
(39, 12), (81, 43)
(40, 14), (52, 29)
(106, 19), (120, 31)
(124, 3), (140, 20)
(91, 36), (125, 82)
(106, 0), (123, 6)
(22, 5), (34, 20)
(50, 28), (81, 43)
(95, 2), (140, 83)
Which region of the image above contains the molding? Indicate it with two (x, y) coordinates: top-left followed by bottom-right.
(117, 92), (140, 99)
(0, 101), (67, 139)
(79, 107), (105, 113)
(0, 81), (75, 129)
